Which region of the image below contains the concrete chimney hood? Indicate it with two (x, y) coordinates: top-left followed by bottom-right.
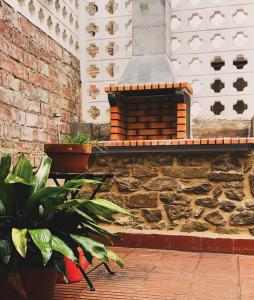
(118, 0), (178, 85)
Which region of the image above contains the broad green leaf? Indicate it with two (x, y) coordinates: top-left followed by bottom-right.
(0, 239), (12, 264)
(0, 153), (15, 215)
(80, 200), (128, 222)
(11, 228), (27, 258)
(26, 186), (73, 217)
(70, 234), (108, 263)
(64, 179), (101, 188)
(0, 153), (11, 185)
(53, 257), (68, 283)
(33, 155), (52, 192)
(91, 199), (130, 216)
(5, 174), (34, 186)
(29, 229), (53, 265)
(81, 221), (119, 240)
(57, 179), (101, 204)
(5, 174), (33, 217)
(39, 179), (97, 207)
(12, 154), (33, 184)
(0, 200), (6, 216)
(52, 236), (76, 262)
(73, 208), (95, 222)
(107, 248), (124, 268)
(54, 199), (88, 210)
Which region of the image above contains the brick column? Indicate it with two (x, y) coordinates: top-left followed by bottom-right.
(177, 103), (187, 139)
(110, 106), (126, 140)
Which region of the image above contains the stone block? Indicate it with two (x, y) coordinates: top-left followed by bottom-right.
(142, 209), (162, 222)
(112, 166), (130, 177)
(117, 178), (141, 192)
(225, 189), (244, 201)
(97, 178), (114, 192)
(181, 220), (209, 233)
(165, 203), (193, 221)
(249, 175), (254, 197)
(195, 197), (219, 208)
(229, 212), (254, 226)
(131, 165), (158, 178)
(162, 166), (209, 179)
(208, 172), (244, 182)
(163, 193), (192, 221)
(194, 207), (205, 219)
(219, 201), (236, 212)
(213, 186), (223, 198)
(204, 211), (226, 226)
(160, 193), (190, 205)
(99, 193), (127, 207)
(144, 177), (178, 191)
(245, 201), (254, 210)
(211, 157), (242, 172)
(223, 182), (244, 189)
(176, 154), (211, 166)
(147, 155), (173, 166)
(182, 182), (212, 195)
(127, 192), (158, 208)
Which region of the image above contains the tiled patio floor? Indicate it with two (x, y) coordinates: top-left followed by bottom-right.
(54, 247), (254, 300)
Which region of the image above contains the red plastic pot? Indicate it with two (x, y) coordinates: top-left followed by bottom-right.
(44, 144), (92, 173)
(57, 248), (89, 283)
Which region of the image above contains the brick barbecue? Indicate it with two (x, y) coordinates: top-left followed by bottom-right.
(105, 82), (192, 141)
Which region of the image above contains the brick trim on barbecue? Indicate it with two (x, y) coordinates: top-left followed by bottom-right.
(105, 82), (193, 94)
(99, 137), (254, 147)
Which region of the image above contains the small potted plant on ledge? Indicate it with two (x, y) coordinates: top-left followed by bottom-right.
(0, 153), (129, 300)
(44, 134), (98, 173)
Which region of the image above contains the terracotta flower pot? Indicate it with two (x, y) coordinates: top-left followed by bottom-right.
(44, 144), (92, 173)
(0, 267), (57, 300)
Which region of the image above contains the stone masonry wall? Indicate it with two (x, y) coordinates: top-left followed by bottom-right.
(88, 150), (254, 236)
(0, 1), (81, 165)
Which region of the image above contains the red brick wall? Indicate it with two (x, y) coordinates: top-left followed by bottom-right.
(0, 1), (81, 166)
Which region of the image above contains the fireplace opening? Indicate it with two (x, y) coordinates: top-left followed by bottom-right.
(105, 82), (192, 141)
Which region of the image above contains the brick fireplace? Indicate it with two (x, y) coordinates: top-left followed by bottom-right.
(105, 82), (192, 141)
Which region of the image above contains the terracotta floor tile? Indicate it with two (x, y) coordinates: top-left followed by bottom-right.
(54, 248), (248, 300)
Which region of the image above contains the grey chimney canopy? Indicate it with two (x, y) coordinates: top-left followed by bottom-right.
(118, 54), (178, 85)
(117, 0), (178, 85)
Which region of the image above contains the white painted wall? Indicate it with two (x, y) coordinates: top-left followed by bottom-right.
(80, 0), (132, 124)
(169, 0), (254, 125)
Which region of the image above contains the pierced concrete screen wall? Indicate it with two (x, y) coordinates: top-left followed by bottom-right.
(4, 0), (79, 57)
(169, 0), (254, 132)
(81, 0), (132, 123)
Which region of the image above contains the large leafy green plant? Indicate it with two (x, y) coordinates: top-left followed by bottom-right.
(0, 153), (129, 293)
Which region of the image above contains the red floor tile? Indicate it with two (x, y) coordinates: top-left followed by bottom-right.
(54, 247), (254, 300)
